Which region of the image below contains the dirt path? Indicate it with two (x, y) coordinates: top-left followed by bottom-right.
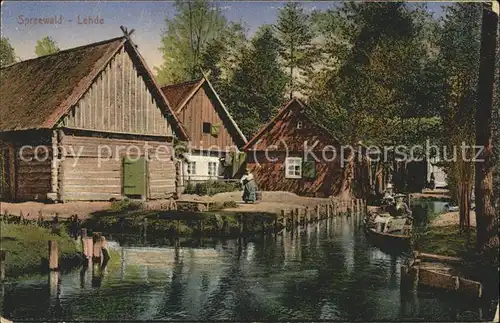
(430, 210), (476, 227)
(0, 201), (112, 220)
(180, 191), (338, 214)
(1, 191), (358, 220)
(411, 189), (450, 200)
(0, 192), (391, 219)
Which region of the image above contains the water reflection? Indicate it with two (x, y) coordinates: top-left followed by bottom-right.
(0, 209), (488, 321)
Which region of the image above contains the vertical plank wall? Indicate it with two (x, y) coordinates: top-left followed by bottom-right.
(62, 46), (172, 137)
(177, 85), (237, 150)
(57, 45), (176, 201)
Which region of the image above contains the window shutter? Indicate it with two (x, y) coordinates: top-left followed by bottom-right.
(210, 124), (220, 137)
(302, 160), (316, 179)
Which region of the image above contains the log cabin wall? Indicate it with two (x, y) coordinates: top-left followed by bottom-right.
(60, 45), (173, 137)
(0, 131), (53, 201)
(60, 130), (175, 201)
(177, 84), (238, 150)
(247, 151), (344, 197)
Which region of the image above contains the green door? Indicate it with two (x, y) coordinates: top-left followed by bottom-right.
(123, 157), (147, 197)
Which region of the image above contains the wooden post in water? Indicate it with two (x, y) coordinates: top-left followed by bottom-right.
(315, 205), (320, 222)
(0, 250), (5, 280)
(280, 210), (286, 233)
(81, 228), (88, 257)
(93, 233), (102, 264)
(305, 207), (310, 224)
(48, 240), (58, 270)
(223, 217), (230, 235)
(84, 237), (93, 264)
(282, 213), (287, 234)
(326, 204), (331, 218)
(294, 208), (300, 227)
(143, 218), (148, 242)
(238, 215), (243, 235)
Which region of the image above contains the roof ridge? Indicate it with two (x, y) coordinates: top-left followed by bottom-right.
(161, 78), (202, 89)
(1, 36), (126, 70)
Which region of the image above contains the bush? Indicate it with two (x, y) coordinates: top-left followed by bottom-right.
(111, 199), (144, 212)
(184, 180), (240, 196)
(0, 223), (80, 277)
(208, 200), (239, 211)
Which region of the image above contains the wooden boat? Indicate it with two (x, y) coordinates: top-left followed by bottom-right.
(364, 213), (412, 250)
(401, 251), (483, 299)
(364, 226), (411, 250)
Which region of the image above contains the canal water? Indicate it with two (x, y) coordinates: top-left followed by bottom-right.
(0, 201), (491, 321)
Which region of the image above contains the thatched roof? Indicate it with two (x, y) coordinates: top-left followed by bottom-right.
(161, 79), (202, 111)
(0, 36), (188, 140)
(0, 37), (124, 132)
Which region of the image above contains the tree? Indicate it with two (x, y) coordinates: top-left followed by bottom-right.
(437, 3), (482, 235)
(199, 22), (247, 88)
(155, 0), (227, 84)
(475, 2), (499, 256)
(275, 2), (315, 97)
(0, 37), (16, 67)
(34, 36), (59, 57)
(224, 25), (288, 137)
(309, 2), (438, 197)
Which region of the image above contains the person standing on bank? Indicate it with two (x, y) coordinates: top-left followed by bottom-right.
(241, 168), (257, 203)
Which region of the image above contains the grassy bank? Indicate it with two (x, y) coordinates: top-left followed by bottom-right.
(85, 208), (280, 238)
(415, 225), (476, 258)
(0, 223), (83, 277)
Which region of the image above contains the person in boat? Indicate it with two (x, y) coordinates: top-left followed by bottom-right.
(241, 168), (257, 203)
(393, 194), (412, 218)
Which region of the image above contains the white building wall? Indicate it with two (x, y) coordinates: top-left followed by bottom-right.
(182, 154), (223, 182)
(427, 158), (448, 188)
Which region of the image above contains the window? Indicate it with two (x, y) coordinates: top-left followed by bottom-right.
(296, 121), (303, 129)
(187, 162), (196, 175)
(208, 161), (218, 177)
(285, 157), (302, 179)
(203, 122), (212, 134)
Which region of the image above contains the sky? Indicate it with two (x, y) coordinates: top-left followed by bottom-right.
(1, 1), (450, 70)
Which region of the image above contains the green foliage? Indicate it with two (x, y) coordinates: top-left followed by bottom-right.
(223, 25), (288, 137)
(0, 223), (80, 276)
(34, 36), (60, 57)
(310, 2), (440, 147)
(275, 2), (316, 95)
(435, 3), (482, 206)
(200, 22), (248, 85)
(155, 0), (228, 84)
(184, 180), (240, 196)
(111, 199), (144, 212)
(415, 225), (475, 258)
(0, 36), (16, 67)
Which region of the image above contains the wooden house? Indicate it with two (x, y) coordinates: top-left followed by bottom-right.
(161, 75), (247, 183)
(0, 34), (189, 202)
(243, 98), (367, 197)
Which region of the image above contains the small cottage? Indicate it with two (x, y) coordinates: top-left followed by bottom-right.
(0, 34), (188, 202)
(161, 75), (247, 183)
(243, 97), (367, 198)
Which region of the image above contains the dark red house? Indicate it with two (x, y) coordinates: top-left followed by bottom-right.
(243, 98), (355, 197)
